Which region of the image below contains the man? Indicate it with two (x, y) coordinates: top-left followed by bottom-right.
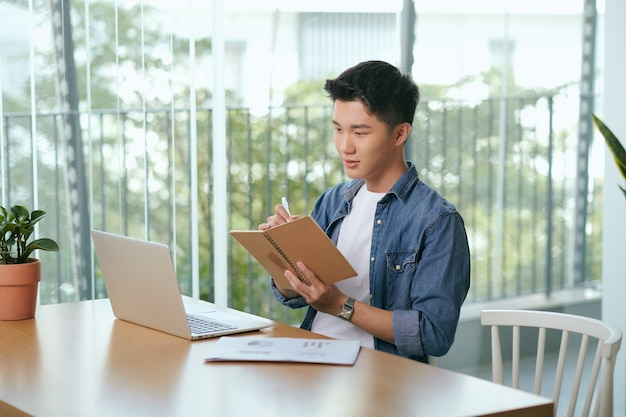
(259, 60), (470, 363)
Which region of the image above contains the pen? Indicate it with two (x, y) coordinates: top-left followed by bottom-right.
(281, 197), (291, 216)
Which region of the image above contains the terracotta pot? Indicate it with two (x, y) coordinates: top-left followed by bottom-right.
(0, 259), (41, 320)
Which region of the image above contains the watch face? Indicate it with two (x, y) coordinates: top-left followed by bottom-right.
(338, 298), (355, 321)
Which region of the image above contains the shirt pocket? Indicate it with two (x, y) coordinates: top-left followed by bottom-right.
(385, 249), (418, 274)
(385, 250), (418, 308)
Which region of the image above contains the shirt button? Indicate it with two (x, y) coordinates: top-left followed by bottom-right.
(376, 219), (382, 225)
(395, 265), (401, 271)
(370, 256), (375, 262)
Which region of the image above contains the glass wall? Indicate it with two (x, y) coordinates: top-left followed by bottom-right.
(0, 0), (602, 324)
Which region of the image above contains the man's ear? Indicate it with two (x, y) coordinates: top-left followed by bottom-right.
(394, 122), (411, 147)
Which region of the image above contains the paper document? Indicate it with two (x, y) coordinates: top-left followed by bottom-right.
(205, 337), (361, 365)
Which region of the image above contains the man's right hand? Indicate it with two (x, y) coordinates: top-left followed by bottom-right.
(257, 203), (299, 230)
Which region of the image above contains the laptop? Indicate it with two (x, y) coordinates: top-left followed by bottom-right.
(91, 230), (273, 340)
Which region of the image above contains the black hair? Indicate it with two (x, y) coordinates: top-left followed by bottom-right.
(323, 60), (420, 129)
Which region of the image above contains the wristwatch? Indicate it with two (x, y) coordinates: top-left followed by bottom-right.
(337, 297), (355, 321)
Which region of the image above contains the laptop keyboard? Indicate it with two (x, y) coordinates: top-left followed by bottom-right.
(187, 314), (237, 334)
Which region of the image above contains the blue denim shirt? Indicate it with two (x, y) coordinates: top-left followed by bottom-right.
(270, 162), (470, 363)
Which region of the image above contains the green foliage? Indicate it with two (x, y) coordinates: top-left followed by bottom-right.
(1, 1), (602, 316)
(69, 0), (213, 110)
(592, 114), (626, 198)
(283, 79), (329, 105)
(0, 205), (59, 264)
(411, 85), (585, 299)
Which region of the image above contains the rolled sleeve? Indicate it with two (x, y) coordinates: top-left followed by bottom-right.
(392, 309), (424, 357)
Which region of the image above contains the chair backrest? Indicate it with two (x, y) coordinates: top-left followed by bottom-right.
(480, 309), (622, 417)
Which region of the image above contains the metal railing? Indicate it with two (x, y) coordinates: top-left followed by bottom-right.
(0, 93), (602, 324)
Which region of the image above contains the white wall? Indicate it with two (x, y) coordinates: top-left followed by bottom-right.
(601, 0), (626, 415)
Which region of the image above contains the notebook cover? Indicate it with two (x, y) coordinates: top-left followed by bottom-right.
(230, 216), (357, 290)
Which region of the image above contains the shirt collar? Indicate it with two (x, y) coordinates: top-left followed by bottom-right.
(342, 161), (420, 203)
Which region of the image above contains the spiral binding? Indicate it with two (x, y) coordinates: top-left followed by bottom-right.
(263, 232), (311, 285)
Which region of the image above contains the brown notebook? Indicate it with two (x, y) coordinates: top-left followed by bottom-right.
(230, 216), (357, 290)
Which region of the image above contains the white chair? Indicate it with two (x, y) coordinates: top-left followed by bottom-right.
(480, 309), (622, 417)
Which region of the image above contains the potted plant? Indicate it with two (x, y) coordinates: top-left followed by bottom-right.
(592, 114), (626, 198)
(0, 205), (59, 320)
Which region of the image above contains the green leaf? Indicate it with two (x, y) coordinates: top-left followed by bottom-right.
(0, 206), (8, 223)
(10, 205), (30, 224)
(20, 238), (59, 262)
(592, 114), (626, 183)
(29, 210), (48, 225)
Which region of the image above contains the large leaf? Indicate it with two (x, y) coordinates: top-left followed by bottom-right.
(592, 114), (626, 178)
(10, 205), (30, 224)
(29, 210), (48, 225)
(592, 114), (626, 197)
(20, 238), (60, 262)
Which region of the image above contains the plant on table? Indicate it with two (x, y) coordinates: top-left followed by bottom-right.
(0, 205), (59, 265)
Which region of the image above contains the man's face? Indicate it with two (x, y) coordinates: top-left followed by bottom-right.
(332, 99), (407, 192)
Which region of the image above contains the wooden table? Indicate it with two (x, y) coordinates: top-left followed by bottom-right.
(0, 299), (553, 417)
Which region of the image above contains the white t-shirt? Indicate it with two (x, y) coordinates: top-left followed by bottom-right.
(310, 185), (385, 348)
